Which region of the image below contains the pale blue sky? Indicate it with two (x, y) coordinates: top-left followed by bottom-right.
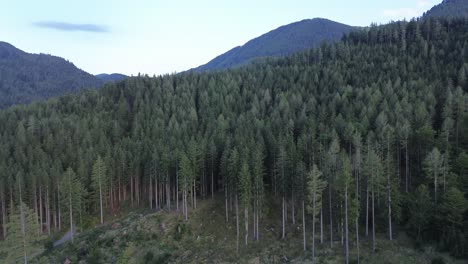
(1, 0), (441, 76)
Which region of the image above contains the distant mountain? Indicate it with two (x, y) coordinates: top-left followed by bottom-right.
(424, 0), (468, 18)
(96, 73), (128, 82)
(0, 41), (103, 108)
(193, 18), (354, 72)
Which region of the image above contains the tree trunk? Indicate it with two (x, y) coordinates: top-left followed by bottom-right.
(69, 170), (74, 243)
(356, 218), (360, 264)
(149, 178), (153, 209)
(155, 178), (158, 209)
(176, 167), (179, 211)
(366, 181), (369, 236)
(58, 183), (61, 231)
(372, 184), (376, 252)
(345, 185), (349, 264)
(236, 195), (239, 253)
(1, 190), (6, 238)
(130, 176), (134, 207)
(46, 187), (50, 235)
(312, 190), (316, 264)
(19, 179), (27, 264)
(291, 194), (295, 225)
(320, 208), (323, 244)
(302, 200), (306, 251)
(329, 185), (333, 248)
(211, 163), (214, 199)
(225, 186), (229, 223)
(99, 170), (104, 224)
(39, 186), (43, 233)
(244, 207), (248, 246)
(282, 196), (285, 240)
(405, 140), (409, 193)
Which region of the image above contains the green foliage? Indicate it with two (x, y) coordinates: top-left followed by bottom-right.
(306, 164), (327, 217)
(0, 202), (44, 263)
(239, 160), (251, 208)
(408, 185), (432, 239)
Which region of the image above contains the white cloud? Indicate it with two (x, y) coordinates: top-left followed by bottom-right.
(383, 0), (440, 20)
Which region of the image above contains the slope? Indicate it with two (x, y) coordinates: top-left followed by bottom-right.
(193, 18), (354, 71)
(424, 0), (468, 18)
(0, 41), (103, 108)
(96, 73), (128, 83)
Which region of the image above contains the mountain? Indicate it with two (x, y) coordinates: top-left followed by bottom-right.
(424, 0), (468, 18)
(96, 73), (128, 82)
(193, 18), (354, 72)
(0, 41), (103, 108)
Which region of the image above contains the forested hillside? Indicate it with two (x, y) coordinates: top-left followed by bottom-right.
(193, 18), (354, 71)
(1, 17), (468, 262)
(0, 41), (103, 109)
(425, 0), (468, 18)
(96, 73), (128, 83)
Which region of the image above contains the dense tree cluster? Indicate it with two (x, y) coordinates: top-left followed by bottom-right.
(1, 17), (468, 262)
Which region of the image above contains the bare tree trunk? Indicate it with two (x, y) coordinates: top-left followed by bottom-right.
(176, 167), (179, 211)
(130, 176), (134, 207)
(291, 194), (295, 225)
(1, 190), (6, 238)
(18, 178), (28, 264)
(149, 178), (153, 209)
(236, 195), (239, 253)
(57, 183), (61, 231)
(320, 208), (323, 244)
(46, 187), (50, 235)
(302, 200), (306, 251)
(39, 186), (43, 233)
(244, 207), (248, 246)
(329, 185), (333, 248)
(225, 186), (229, 223)
(194, 180), (197, 209)
(155, 177), (158, 209)
(99, 170), (104, 224)
(312, 191), (316, 264)
(34, 187), (39, 235)
(405, 140), (409, 193)
(211, 163), (214, 199)
(282, 196), (285, 240)
(345, 185), (349, 264)
(372, 184), (376, 252)
(257, 199), (260, 241)
(366, 182), (369, 236)
(356, 218), (360, 264)
(68, 170), (74, 243)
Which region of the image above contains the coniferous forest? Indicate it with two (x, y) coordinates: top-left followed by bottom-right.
(1, 17), (468, 263)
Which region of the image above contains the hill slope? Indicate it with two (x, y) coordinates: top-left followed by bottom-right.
(424, 0), (468, 18)
(0, 41), (103, 108)
(193, 18), (354, 71)
(96, 73), (128, 83)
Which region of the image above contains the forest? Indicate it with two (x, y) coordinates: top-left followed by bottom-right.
(0, 16), (468, 263)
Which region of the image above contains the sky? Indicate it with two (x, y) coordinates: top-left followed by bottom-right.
(1, 0), (442, 76)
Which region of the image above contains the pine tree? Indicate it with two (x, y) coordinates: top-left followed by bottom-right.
(424, 147), (444, 204)
(307, 164), (327, 264)
(239, 160), (251, 246)
(92, 156), (107, 224)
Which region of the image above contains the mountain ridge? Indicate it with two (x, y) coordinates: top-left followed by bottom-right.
(424, 0), (468, 18)
(192, 18), (354, 72)
(96, 73), (128, 82)
(0, 41), (103, 108)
